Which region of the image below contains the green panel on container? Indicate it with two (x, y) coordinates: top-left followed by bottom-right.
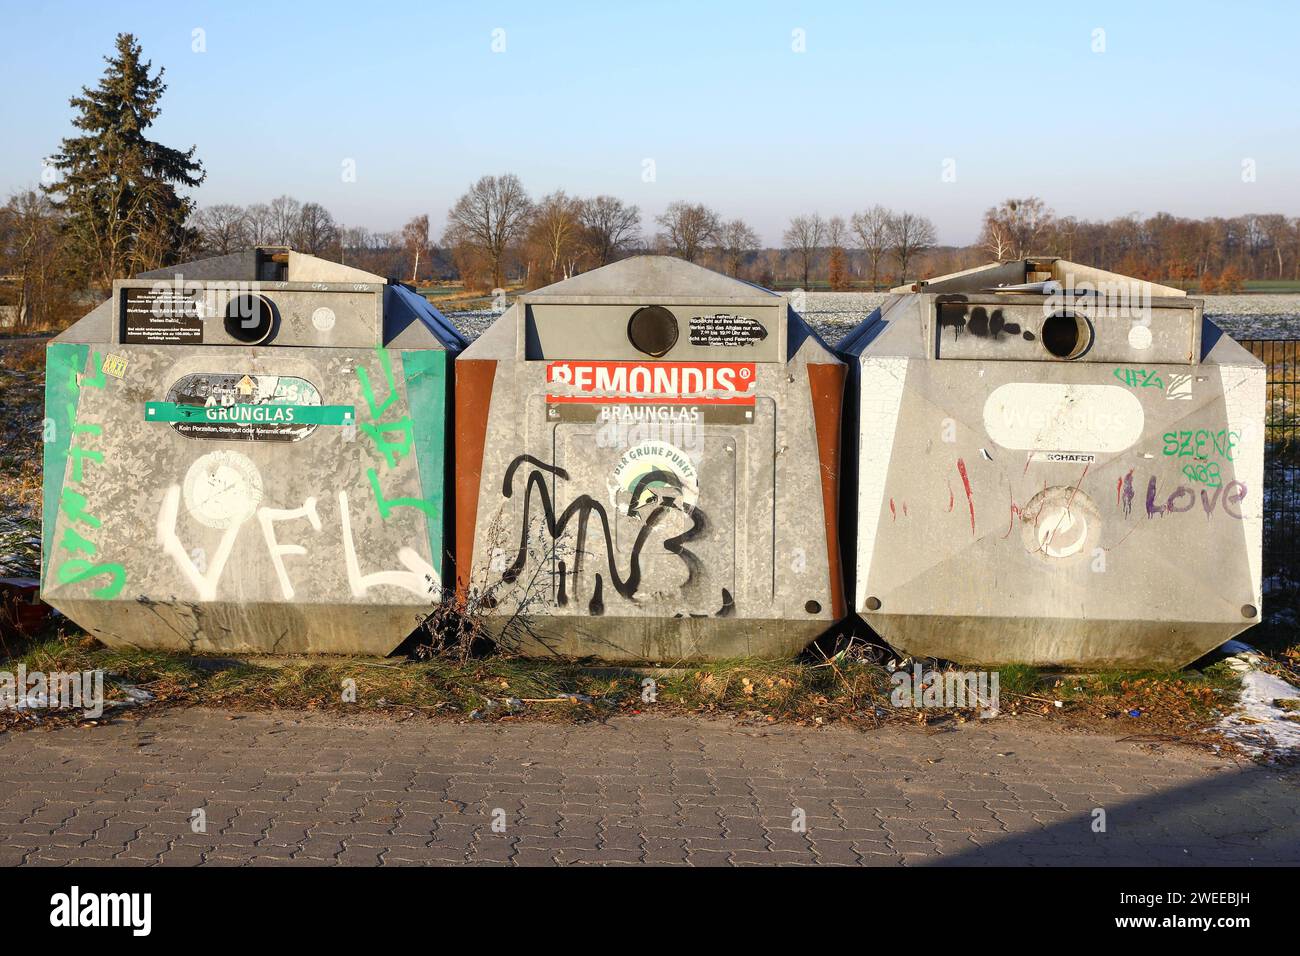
(41, 343), (90, 581)
(400, 349), (448, 583)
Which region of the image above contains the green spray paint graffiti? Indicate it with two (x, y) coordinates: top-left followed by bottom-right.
(42, 346), (125, 599)
(1114, 367), (1165, 389)
(354, 346), (446, 581)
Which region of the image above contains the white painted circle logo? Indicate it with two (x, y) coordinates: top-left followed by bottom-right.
(609, 440), (700, 517)
(1019, 486), (1101, 563)
(182, 450), (264, 529)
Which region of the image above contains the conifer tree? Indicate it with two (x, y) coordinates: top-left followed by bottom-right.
(44, 33), (204, 291)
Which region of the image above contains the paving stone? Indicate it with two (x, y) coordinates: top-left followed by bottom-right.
(0, 708), (1293, 866)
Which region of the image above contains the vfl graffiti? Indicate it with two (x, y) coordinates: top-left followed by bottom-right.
(156, 485), (438, 601)
(356, 346), (438, 524)
(337, 490), (438, 598)
(1114, 367), (1164, 389)
(49, 348), (125, 599)
(151, 349), (443, 604)
(157, 484), (241, 601)
(500, 454), (728, 615)
(257, 497), (321, 601)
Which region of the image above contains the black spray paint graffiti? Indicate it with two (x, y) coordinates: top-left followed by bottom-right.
(500, 455), (731, 616)
(937, 301), (1035, 342)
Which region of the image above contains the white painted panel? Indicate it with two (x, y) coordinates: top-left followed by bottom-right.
(1220, 365), (1266, 605)
(855, 357), (908, 609)
(983, 382), (1143, 453)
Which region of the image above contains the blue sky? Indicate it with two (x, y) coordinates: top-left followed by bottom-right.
(0, 0), (1295, 245)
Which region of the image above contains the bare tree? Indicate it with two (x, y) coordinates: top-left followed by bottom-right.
(267, 195), (302, 247)
(850, 205), (891, 290)
(783, 213), (826, 288)
(979, 214), (1015, 261)
(297, 202), (339, 256)
(1257, 213), (1293, 277)
(346, 228), (406, 277)
(401, 214), (430, 282)
(578, 195), (641, 265)
(826, 215), (848, 251)
(655, 201), (721, 263)
(191, 204), (247, 255)
(887, 211), (937, 285)
(1052, 215), (1079, 261)
(0, 190), (76, 329)
(242, 203), (275, 246)
(978, 197), (1052, 260)
(528, 191), (585, 283)
(339, 225), (369, 268)
(826, 216), (850, 291)
(443, 174), (533, 290)
(714, 218), (761, 277)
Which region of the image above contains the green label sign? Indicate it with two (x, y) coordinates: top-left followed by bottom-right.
(145, 402), (355, 425)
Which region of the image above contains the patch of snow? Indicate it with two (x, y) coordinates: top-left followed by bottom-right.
(1217, 644), (1300, 759)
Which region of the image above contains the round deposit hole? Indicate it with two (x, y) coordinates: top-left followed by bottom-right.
(1040, 311), (1092, 360)
(627, 305), (679, 357)
(224, 294), (276, 344)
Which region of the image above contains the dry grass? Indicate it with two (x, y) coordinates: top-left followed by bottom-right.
(0, 339), (47, 580)
(0, 625), (1248, 760)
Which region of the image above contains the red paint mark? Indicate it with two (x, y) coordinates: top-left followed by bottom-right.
(1066, 464), (1089, 509)
(1023, 455), (1033, 476)
(889, 498), (896, 521)
(1003, 498), (1022, 539)
(956, 458), (975, 535)
(1110, 525), (1138, 549)
(946, 481), (955, 513)
(1116, 476), (1123, 506)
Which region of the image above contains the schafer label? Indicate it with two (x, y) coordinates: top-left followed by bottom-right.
(546, 361), (756, 406)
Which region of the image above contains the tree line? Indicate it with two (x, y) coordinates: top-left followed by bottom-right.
(113, 185), (1300, 292)
(3, 34), (1298, 332)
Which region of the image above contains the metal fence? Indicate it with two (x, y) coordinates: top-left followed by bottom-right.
(1239, 338), (1298, 588)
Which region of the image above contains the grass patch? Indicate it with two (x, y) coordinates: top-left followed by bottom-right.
(1035, 665), (1242, 735)
(0, 629), (953, 731)
(0, 626), (1253, 752)
(992, 663), (1041, 698)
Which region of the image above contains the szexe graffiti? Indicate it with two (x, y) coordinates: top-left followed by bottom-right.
(500, 454), (727, 616)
